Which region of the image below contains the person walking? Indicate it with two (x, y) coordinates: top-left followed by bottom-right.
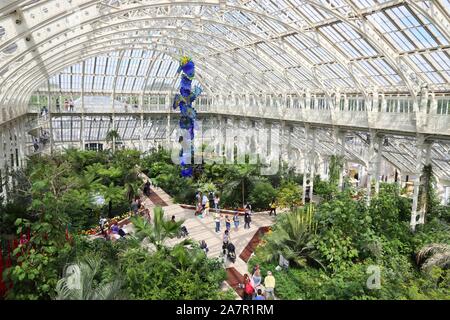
(200, 240), (209, 254)
(269, 198), (277, 216)
(214, 211), (221, 233)
(245, 202), (252, 214)
(214, 194), (220, 211)
(208, 191), (214, 209)
(202, 193), (208, 212)
(233, 211), (240, 231)
(243, 274), (255, 300)
(56, 98), (61, 112)
(225, 215), (231, 231)
(131, 197), (139, 216)
(99, 216), (108, 235)
(222, 230), (230, 255)
(264, 271), (276, 300)
(195, 191), (201, 206)
(244, 210), (251, 229)
(204, 200), (210, 217)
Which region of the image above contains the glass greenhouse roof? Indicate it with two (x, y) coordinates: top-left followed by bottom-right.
(0, 0), (448, 105)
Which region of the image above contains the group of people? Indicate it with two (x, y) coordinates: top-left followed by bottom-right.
(99, 217), (127, 241)
(55, 98), (74, 112)
(195, 191), (220, 217)
(131, 196), (151, 222)
(242, 266), (276, 300)
(32, 130), (50, 152)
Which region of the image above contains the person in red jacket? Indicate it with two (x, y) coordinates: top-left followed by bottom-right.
(243, 273), (255, 300)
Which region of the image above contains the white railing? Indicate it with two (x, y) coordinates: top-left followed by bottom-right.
(26, 102), (450, 137)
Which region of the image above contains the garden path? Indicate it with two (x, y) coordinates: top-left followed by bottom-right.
(126, 174), (279, 298)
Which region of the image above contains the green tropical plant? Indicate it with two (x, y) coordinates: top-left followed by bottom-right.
(130, 207), (183, 250)
(223, 164), (261, 207)
(328, 155), (344, 187)
(277, 180), (302, 210)
(416, 243), (450, 272)
(249, 181), (277, 211)
(55, 256), (124, 300)
(257, 205), (322, 268)
(105, 129), (121, 153)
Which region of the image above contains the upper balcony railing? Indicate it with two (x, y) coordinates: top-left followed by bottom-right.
(27, 96), (450, 137)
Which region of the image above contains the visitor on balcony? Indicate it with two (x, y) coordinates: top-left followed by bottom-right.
(55, 98), (61, 112)
(64, 99), (69, 111)
(69, 99), (74, 112)
(33, 138), (39, 152)
(40, 106), (48, 120)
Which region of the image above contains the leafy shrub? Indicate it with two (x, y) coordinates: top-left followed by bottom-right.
(249, 181), (277, 211)
(277, 181), (302, 210)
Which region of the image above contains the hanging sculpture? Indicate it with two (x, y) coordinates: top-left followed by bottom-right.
(172, 56), (202, 177)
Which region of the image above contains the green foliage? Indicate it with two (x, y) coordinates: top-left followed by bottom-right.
(276, 180), (302, 210)
(55, 256), (125, 300)
(419, 164), (440, 219)
(131, 207), (183, 250)
(222, 164), (262, 208)
(249, 181), (277, 211)
(120, 245), (228, 300)
(313, 176), (338, 201)
(328, 155), (344, 187)
(251, 181), (450, 300)
(256, 205), (322, 268)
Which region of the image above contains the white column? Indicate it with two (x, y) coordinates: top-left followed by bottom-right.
(302, 124), (310, 204)
(339, 130), (345, 190)
(47, 81), (54, 154)
(367, 130), (376, 204)
(374, 134), (383, 194)
(309, 127), (316, 202)
(80, 61), (85, 150)
(410, 135), (425, 231)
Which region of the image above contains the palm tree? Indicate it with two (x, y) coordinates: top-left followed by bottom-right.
(55, 256), (123, 300)
(131, 206), (184, 250)
(105, 129), (121, 153)
(223, 164), (261, 208)
(416, 243), (450, 272)
(259, 205), (323, 268)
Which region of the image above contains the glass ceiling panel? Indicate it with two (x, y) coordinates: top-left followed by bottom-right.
(21, 0), (449, 98)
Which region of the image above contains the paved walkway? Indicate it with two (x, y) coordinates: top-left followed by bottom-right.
(124, 174), (278, 298)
